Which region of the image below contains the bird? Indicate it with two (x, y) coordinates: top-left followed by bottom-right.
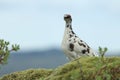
(61, 14), (98, 61)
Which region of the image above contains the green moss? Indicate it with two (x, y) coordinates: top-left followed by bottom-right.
(0, 69), (52, 80)
(0, 57), (120, 80)
(45, 57), (120, 80)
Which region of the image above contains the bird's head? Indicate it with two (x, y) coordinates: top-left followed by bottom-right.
(64, 14), (72, 23)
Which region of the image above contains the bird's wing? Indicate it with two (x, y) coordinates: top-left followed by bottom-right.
(73, 37), (97, 56)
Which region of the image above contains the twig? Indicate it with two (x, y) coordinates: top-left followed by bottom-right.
(77, 60), (85, 80)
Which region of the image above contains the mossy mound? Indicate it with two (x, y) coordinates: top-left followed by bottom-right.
(0, 69), (52, 80)
(0, 57), (120, 80)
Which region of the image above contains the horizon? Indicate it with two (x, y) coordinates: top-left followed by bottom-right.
(13, 47), (120, 56)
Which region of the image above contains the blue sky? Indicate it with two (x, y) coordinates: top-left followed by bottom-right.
(0, 0), (120, 51)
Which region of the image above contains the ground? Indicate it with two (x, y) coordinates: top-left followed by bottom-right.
(0, 57), (120, 80)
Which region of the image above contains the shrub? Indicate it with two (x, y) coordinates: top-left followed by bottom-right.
(0, 39), (20, 64)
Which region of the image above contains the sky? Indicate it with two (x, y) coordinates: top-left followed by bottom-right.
(0, 0), (120, 51)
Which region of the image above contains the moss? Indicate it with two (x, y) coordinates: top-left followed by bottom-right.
(45, 57), (120, 80)
(0, 57), (120, 80)
(0, 69), (52, 80)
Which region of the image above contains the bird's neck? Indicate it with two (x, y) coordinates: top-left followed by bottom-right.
(64, 22), (75, 37)
(62, 22), (76, 44)
(65, 22), (73, 31)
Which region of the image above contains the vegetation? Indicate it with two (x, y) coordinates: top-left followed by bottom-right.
(0, 57), (120, 80)
(0, 69), (52, 80)
(45, 57), (120, 80)
(0, 39), (20, 64)
(0, 47), (120, 80)
(98, 46), (108, 58)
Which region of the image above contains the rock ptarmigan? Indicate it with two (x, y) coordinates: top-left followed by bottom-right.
(61, 14), (98, 61)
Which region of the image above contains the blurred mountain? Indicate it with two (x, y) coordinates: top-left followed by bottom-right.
(0, 48), (68, 77)
(105, 52), (120, 56)
(0, 48), (119, 77)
